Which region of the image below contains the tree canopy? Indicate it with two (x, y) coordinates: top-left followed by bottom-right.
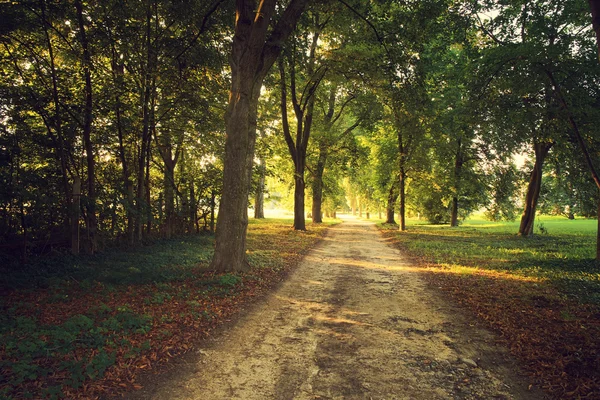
(1, 0), (600, 270)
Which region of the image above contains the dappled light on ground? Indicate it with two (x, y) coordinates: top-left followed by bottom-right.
(140, 217), (538, 400)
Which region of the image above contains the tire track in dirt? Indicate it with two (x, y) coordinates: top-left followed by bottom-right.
(137, 216), (544, 399)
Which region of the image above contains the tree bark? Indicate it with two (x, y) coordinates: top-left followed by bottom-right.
(76, 0), (97, 253)
(311, 145), (327, 223)
(109, 37), (134, 244)
(210, 190), (215, 233)
(189, 179), (196, 233)
(71, 177), (81, 255)
(294, 164), (306, 230)
(386, 182), (398, 224)
(211, 0), (309, 272)
(399, 169), (406, 231)
(163, 153), (175, 238)
(40, 0), (72, 237)
(254, 157), (266, 218)
(519, 141), (553, 236)
(450, 138), (463, 228)
(136, 2), (155, 242)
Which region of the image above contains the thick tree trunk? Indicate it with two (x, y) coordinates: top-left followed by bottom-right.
(211, 0), (309, 272)
(386, 183), (398, 224)
(254, 158), (265, 218)
(450, 197), (459, 227)
(294, 165), (306, 230)
(519, 141), (553, 236)
(212, 85), (260, 270)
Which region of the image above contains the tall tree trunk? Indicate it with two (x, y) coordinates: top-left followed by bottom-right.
(399, 169), (406, 231)
(294, 161), (306, 230)
(157, 134), (182, 238)
(450, 138), (463, 228)
(111, 42), (134, 244)
(136, 2), (155, 242)
(210, 190), (216, 233)
(519, 141), (553, 236)
(254, 157), (266, 218)
(75, 0), (97, 253)
(145, 124), (153, 235)
(311, 146), (327, 223)
(189, 180), (196, 233)
(386, 182), (398, 224)
(71, 177), (81, 255)
(278, 14), (323, 231)
(163, 155), (175, 238)
(397, 124), (408, 231)
(211, 0), (309, 272)
(40, 0), (72, 238)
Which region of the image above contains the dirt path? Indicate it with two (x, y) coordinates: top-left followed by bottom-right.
(138, 216), (544, 400)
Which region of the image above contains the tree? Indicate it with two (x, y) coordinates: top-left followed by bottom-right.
(210, 0), (310, 271)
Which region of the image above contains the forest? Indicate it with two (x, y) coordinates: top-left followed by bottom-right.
(1, 0), (600, 398)
(1, 0), (598, 267)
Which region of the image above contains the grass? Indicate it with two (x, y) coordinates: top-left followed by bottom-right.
(0, 217), (338, 399)
(379, 214), (600, 304)
(377, 214), (600, 399)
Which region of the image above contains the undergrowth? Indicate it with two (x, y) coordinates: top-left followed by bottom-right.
(0, 218), (337, 399)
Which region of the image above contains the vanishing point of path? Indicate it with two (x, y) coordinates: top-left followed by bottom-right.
(136, 216), (544, 400)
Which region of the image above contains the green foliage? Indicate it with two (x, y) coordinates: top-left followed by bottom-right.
(217, 274), (242, 288)
(484, 163), (521, 222)
(0, 305), (151, 395)
(421, 191), (451, 225)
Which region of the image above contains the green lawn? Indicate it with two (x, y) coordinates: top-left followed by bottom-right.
(378, 214), (600, 304)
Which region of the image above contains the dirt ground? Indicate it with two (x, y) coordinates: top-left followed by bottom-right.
(130, 216), (546, 400)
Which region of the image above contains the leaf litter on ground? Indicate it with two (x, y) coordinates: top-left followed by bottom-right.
(0, 218), (336, 399)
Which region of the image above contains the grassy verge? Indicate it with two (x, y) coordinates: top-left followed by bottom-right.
(378, 215), (600, 399)
(0, 218), (338, 399)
